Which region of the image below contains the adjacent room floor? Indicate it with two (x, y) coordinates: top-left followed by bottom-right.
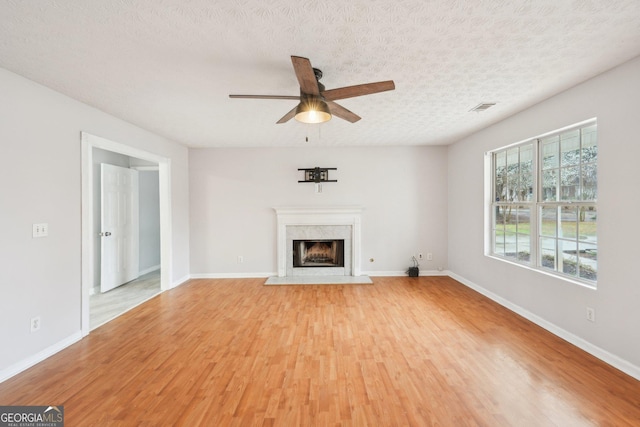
(89, 270), (161, 329)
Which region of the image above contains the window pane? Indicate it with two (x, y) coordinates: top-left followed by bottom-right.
(542, 169), (557, 201)
(494, 205), (505, 256)
(561, 166), (580, 200)
(495, 205), (507, 227)
(578, 207), (597, 242)
(581, 125), (598, 163)
(515, 206), (531, 263)
(504, 206), (516, 231)
(518, 145), (534, 201)
(495, 151), (507, 201)
(559, 240), (578, 277)
(517, 233), (530, 262)
(540, 206), (557, 237)
(560, 206), (578, 238)
(561, 129), (580, 167)
(540, 237), (556, 271)
(579, 241), (597, 281)
(504, 232), (517, 259)
(542, 136), (559, 170)
(516, 206), (530, 234)
(506, 148), (519, 201)
(494, 229), (505, 256)
(582, 163), (597, 201)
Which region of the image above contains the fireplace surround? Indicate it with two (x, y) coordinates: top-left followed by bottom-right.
(274, 206), (362, 277)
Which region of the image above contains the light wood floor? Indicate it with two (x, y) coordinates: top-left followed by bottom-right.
(1, 277), (639, 426)
(90, 270), (161, 329)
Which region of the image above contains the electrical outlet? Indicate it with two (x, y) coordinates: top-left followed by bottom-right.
(418, 253), (424, 260)
(427, 253), (433, 261)
(237, 255), (244, 264)
(32, 223), (48, 238)
(586, 307), (595, 322)
(30, 316), (41, 332)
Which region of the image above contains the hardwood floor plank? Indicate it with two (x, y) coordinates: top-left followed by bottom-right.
(1, 277), (639, 426)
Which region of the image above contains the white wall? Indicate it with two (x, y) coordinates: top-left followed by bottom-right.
(189, 146), (448, 276)
(138, 170), (161, 273)
(0, 67), (189, 378)
(447, 56), (640, 375)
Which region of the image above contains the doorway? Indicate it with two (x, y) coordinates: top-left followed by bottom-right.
(89, 149), (161, 329)
(81, 132), (172, 336)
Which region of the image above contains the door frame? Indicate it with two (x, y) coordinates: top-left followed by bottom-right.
(81, 132), (172, 337)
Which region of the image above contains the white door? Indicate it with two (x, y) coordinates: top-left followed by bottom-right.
(100, 163), (139, 293)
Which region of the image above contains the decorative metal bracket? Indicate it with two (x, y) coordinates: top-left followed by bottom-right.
(298, 167), (337, 183)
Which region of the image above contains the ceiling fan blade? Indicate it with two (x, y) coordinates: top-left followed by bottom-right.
(322, 80), (395, 101)
(276, 105), (299, 124)
(326, 101), (361, 123)
(229, 94), (300, 100)
(291, 56), (320, 95)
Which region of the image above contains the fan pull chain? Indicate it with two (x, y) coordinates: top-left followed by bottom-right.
(303, 124), (322, 143)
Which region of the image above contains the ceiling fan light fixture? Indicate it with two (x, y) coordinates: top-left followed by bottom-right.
(295, 97), (332, 124)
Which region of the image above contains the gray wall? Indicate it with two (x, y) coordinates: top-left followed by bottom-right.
(0, 66), (189, 378)
(138, 170), (161, 273)
(189, 146), (449, 276)
(447, 55), (640, 375)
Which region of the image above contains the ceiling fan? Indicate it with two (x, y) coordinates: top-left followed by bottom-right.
(229, 56), (395, 124)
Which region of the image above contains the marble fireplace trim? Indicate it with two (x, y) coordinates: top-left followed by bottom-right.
(274, 206), (362, 277)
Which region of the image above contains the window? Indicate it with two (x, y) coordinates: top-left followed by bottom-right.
(490, 120), (597, 284)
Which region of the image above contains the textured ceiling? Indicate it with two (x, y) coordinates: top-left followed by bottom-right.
(1, 0), (639, 148)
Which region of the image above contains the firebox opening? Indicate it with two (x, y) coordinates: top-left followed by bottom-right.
(293, 239), (345, 268)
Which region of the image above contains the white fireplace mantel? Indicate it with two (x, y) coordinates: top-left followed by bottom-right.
(274, 206), (363, 277)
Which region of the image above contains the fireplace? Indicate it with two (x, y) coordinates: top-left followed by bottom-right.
(274, 206), (363, 277)
(293, 239), (345, 268)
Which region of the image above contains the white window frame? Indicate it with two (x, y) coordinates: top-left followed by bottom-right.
(487, 119), (597, 287)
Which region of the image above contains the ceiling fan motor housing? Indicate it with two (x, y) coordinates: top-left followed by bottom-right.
(313, 68), (325, 92)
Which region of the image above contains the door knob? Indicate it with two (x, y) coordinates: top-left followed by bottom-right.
(100, 232), (112, 237)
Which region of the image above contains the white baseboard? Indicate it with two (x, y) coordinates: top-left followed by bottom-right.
(190, 271), (449, 279)
(418, 269), (449, 276)
(364, 270), (405, 276)
(363, 269), (449, 277)
(190, 272), (277, 279)
(171, 274), (192, 288)
(448, 271), (640, 382)
(0, 331), (82, 383)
